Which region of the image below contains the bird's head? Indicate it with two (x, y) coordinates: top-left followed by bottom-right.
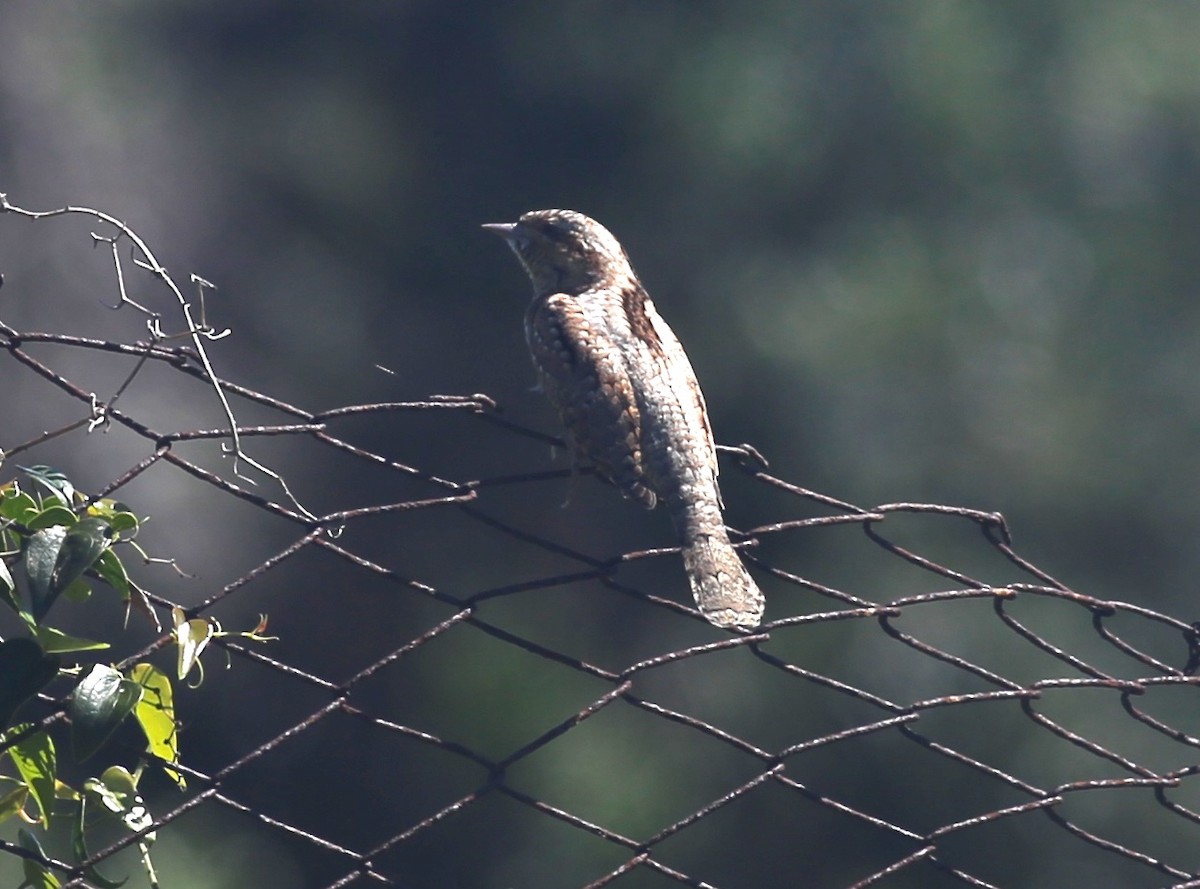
(483, 209), (635, 295)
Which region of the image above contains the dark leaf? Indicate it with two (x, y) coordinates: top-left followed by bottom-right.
(23, 525), (66, 616)
(18, 466), (75, 506)
(18, 827), (61, 888)
(70, 665), (141, 761)
(26, 518), (113, 622)
(0, 639), (60, 729)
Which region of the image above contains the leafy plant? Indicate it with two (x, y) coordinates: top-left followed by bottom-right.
(0, 466), (273, 888)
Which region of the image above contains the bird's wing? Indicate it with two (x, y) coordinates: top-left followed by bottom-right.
(621, 288), (723, 504)
(525, 293), (658, 508)
(644, 300), (719, 474)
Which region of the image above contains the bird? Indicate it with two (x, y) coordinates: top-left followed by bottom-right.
(483, 209), (764, 628)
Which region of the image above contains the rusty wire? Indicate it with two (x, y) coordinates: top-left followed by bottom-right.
(2, 321), (1200, 889)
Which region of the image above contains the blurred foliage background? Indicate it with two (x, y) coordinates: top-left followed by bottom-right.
(3, 2), (1200, 887)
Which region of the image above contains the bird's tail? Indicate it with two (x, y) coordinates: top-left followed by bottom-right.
(681, 533), (764, 628)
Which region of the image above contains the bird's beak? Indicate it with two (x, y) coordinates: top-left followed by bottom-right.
(481, 222), (518, 241)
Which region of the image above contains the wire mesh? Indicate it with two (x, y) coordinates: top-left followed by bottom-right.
(2, 203), (1200, 889)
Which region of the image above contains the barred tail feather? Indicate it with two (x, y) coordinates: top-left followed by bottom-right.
(681, 535), (764, 628)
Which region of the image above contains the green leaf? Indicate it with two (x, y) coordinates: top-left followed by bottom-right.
(108, 512), (139, 535)
(30, 625), (110, 654)
(0, 485), (39, 525)
(61, 577), (92, 603)
(0, 557), (17, 612)
(26, 506), (77, 532)
(173, 607), (214, 683)
(130, 664), (184, 789)
(93, 766), (151, 832)
(17, 827), (62, 888)
(74, 777), (133, 889)
(26, 518), (113, 622)
(86, 500), (139, 538)
(69, 665), (141, 761)
(93, 549), (131, 599)
(19, 466), (75, 506)
(0, 781), (29, 824)
(77, 767), (150, 888)
(55, 781), (80, 803)
(9, 727), (56, 828)
(0, 639), (60, 729)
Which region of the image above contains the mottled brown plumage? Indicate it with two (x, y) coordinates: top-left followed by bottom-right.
(484, 209), (764, 628)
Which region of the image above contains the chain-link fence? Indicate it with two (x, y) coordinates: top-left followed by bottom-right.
(2, 200), (1200, 889)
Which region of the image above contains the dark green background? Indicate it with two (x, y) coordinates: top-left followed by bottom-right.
(3, 3), (1200, 887)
